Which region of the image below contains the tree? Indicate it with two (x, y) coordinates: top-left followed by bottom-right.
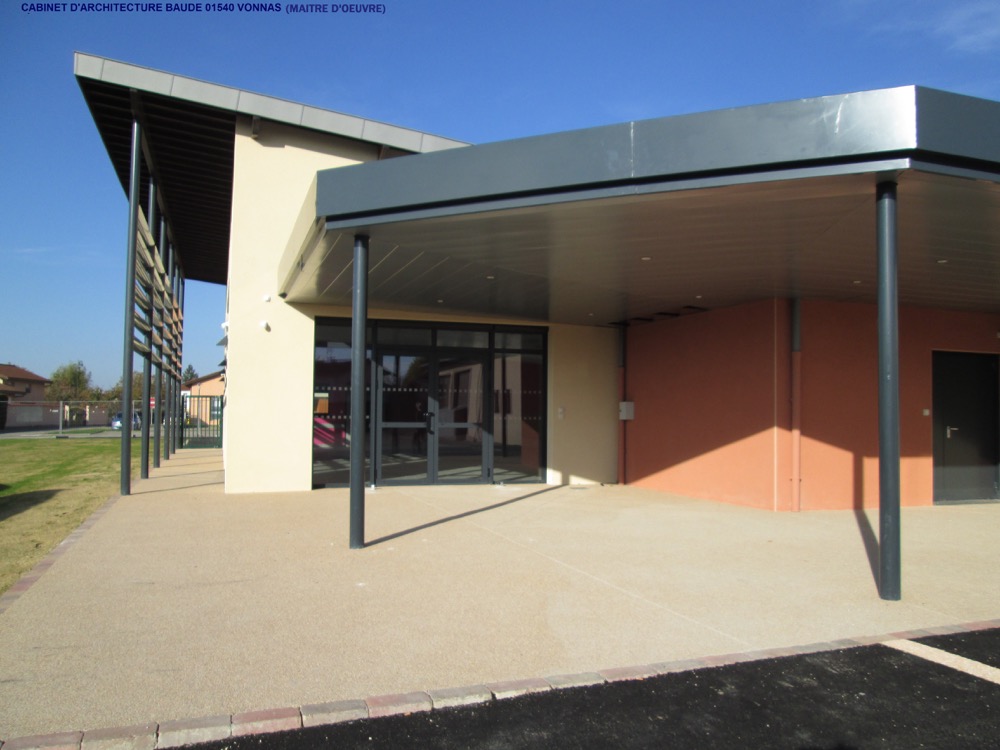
(46, 361), (95, 401)
(182, 364), (199, 384)
(102, 372), (145, 404)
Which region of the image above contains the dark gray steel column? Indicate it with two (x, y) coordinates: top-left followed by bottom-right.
(877, 180), (901, 601)
(120, 118), (142, 496)
(349, 234), (369, 549)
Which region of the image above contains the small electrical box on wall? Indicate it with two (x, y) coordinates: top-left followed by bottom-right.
(619, 401), (635, 420)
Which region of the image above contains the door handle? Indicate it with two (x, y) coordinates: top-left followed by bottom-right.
(946, 426), (959, 439)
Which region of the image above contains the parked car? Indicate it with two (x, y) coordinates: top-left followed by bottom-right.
(111, 412), (141, 431)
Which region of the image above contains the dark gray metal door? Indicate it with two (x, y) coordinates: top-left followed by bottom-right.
(933, 352), (1000, 502)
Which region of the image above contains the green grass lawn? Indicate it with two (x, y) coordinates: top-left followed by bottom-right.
(0, 438), (139, 595)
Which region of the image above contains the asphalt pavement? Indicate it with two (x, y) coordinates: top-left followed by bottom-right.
(187, 628), (1000, 749)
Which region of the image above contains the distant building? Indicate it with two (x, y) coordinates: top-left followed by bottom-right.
(0, 364), (52, 431)
(182, 370), (225, 398)
(0, 364), (50, 401)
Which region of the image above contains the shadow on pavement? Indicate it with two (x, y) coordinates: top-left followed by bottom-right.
(852, 509), (880, 586)
(366, 486), (560, 546)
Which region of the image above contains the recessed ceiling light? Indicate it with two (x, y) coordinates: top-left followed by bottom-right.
(937, 259), (949, 265)
(853, 280), (862, 285)
(486, 274), (495, 280)
(437, 299), (444, 304)
(640, 256), (652, 261)
(695, 295), (703, 300)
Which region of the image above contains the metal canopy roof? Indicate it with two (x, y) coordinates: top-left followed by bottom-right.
(284, 86), (1000, 326)
(74, 53), (466, 285)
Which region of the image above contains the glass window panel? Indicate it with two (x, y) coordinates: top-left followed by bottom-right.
(380, 354), (429, 423)
(495, 331), (544, 351)
(313, 319), (370, 487)
(437, 329), (488, 349)
(437, 355), (485, 424)
(377, 326), (432, 347)
(437, 432), (485, 482)
(315, 322), (351, 350)
(492, 353), (544, 482)
(380, 427), (429, 482)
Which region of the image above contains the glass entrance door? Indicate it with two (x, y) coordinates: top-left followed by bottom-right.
(315, 318), (547, 488)
(435, 352), (488, 483)
(376, 350), (489, 484)
(378, 352), (432, 483)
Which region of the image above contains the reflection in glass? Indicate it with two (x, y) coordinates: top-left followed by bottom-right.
(379, 354), (430, 484)
(380, 427), (429, 482)
(381, 354), (430, 423)
(437, 329), (489, 349)
(377, 327), (432, 347)
(315, 318), (546, 486)
(437, 354), (486, 482)
(496, 332), (544, 351)
(493, 353), (544, 482)
(313, 324), (369, 487)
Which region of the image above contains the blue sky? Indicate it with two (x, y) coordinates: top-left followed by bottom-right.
(1, 0), (998, 389)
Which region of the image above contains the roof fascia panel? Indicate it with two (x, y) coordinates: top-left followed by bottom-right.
(633, 86), (918, 178)
(236, 90), (305, 124)
(72, 52), (104, 80)
(73, 52), (466, 154)
(301, 106), (365, 140)
(100, 58), (174, 96)
(316, 87), (923, 222)
(420, 133), (470, 153)
(170, 76), (240, 110)
(321, 157), (915, 234)
(361, 119), (427, 153)
(909, 158), (1000, 185)
(916, 87), (1000, 165)
(316, 122), (635, 219)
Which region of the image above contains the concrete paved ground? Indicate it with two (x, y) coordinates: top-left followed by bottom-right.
(1, 448), (998, 740)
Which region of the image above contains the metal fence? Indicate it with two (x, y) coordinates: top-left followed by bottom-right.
(0, 400), (127, 434)
(0, 397), (223, 449)
(182, 395), (223, 448)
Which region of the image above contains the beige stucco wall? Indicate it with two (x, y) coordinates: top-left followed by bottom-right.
(225, 119), (380, 492)
(546, 324), (619, 484)
(225, 118), (620, 492)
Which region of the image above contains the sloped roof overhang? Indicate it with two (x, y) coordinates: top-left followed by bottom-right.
(74, 53), (467, 285)
(286, 86), (1000, 325)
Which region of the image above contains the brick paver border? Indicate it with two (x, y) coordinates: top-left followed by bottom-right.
(4, 618), (999, 750)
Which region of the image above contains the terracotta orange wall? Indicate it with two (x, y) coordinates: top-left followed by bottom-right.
(626, 297), (999, 511)
(625, 299), (792, 510)
(800, 301), (1000, 509)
